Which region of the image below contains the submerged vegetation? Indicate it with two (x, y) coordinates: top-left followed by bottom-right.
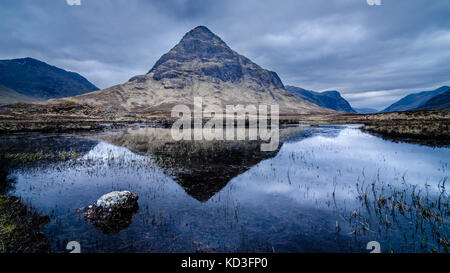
(348, 178), (449, 252)
(2, 150), (84, 164)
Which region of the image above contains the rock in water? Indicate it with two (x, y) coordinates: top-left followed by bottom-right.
(94, 191), (138, 208)
(84, 191), (139, 234)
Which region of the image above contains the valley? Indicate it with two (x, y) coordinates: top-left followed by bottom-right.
(0, 23), (448, 254)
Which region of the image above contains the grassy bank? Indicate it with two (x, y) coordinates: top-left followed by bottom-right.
(0, 102), (171, 133)
(1, 102), (449, 145)
(0, 195), (50, 253)
(292, 110), (450, 146)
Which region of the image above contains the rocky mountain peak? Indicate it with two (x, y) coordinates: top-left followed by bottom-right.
(69, 26), (331, 115)
(147, 26), (284, 89)
(182, 25), (225, 44)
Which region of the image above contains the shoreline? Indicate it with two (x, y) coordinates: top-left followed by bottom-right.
(1, 102), (449, 146)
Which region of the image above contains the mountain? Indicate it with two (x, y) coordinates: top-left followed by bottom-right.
(354, 107), (379, 114)
(415, 89), (450, 110)
(382, 86), (449, 112)
(59, 26), (332, 115)
(0, 85), (36, 105)
(285, 85), (355, 113)
(0, 57), (99, 99)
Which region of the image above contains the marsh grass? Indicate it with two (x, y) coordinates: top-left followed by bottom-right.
(350, 178), (449, 252)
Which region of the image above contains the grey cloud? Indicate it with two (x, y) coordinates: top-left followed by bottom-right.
(0, 0), (449, 109)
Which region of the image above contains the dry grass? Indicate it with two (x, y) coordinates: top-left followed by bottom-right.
(1, 102), (448, 146)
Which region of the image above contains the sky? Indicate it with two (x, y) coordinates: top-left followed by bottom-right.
(1, 0), (449, 110)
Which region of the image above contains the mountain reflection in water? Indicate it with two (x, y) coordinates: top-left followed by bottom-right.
(94, 126), (306, 201)
(1, 125), (448, 253)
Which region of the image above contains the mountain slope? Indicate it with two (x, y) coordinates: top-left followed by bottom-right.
(59, 26), (332, 115)
(0, 57), (99, 99)
(415, 89), (450, 110)
(0, 85), (37, 105)
(383, 86), (449, 112)
(285, 85), (355, 113)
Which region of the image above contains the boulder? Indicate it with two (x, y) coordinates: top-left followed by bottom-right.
(84, 191), (139, 233)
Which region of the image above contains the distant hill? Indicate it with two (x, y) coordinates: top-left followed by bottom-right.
(382, 86), (449, 112)
(354, 107), (379, 114)
(0, 57), (99, 99)
(0, 85), (36, 105)
(415, 89), (450, 110)
(285, 85), (355, 113)
(59, 26), (332, 115)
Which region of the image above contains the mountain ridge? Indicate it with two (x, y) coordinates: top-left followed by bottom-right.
(383, 86), (449, 112)
(285, 85), (355, 113)
(0, 57), (99, 100)
(415, 89), (450, 110)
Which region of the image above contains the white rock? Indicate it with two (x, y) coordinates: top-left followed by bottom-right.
(95, 191), (135, 208)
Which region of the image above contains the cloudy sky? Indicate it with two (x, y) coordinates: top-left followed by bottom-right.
(1, 0), (449, 109)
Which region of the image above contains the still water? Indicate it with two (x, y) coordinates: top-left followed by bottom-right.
(1, 125), (448, 252)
